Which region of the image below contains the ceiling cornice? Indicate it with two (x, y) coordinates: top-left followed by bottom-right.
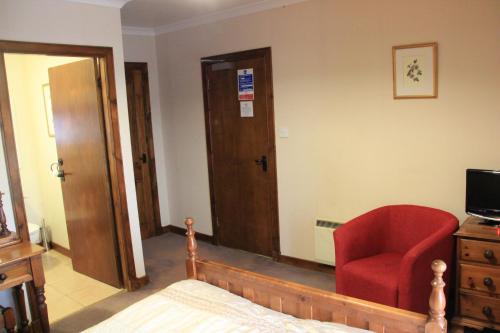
(64, 0), (132, 8)
(121, 0), (309, 36)
(122, 26), (156, 36)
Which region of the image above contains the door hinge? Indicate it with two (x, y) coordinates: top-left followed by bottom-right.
(216, 216), (220, 228)
(206, 78), (210, 91)
(97, 77), (102, 89)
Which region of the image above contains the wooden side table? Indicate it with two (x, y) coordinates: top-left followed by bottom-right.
(0, 243), (48, 332)
(452, 216), (500, 332)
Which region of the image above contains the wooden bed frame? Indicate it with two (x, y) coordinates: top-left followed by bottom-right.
(184, 218), (447, 333)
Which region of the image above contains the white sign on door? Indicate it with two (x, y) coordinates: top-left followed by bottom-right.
(240, 101), (254, 117)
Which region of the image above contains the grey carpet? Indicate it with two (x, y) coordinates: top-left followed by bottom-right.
(51, 232), (335, 332)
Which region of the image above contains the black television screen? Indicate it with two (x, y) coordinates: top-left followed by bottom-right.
(466, 169), (500, 221)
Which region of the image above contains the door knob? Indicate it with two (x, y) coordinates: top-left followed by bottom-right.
(254, 155), (268, 172)
(139, 153), (147, 164)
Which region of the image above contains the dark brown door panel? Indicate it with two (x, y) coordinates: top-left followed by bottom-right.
(202, 48), (280, 258)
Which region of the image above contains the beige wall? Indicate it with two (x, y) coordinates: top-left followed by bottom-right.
(0, 0), (145, 277)
(4, 54), (91, 249)
(122, 34), (171, 227)
(156, 0), (500, 261)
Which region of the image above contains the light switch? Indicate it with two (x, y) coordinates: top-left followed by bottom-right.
(278, 127), (289, 138)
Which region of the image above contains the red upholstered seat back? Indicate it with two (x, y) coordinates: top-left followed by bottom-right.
(381, 205), (457, 255)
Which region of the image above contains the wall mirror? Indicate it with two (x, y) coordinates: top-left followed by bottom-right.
(0, 130), (21, 246)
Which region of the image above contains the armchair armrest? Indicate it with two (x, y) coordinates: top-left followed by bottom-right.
(334, 207), (389, 269)
(397, 220), (458, 313)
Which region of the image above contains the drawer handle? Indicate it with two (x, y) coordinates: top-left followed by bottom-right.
(483, 306), (493, 317)
(484, 277), (494, 287)
(0, 273), (7, 282)
(484, 249), (495, 259)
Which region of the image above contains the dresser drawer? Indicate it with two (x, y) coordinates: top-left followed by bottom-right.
(460, 239), (500, 265)
(0, 260), (31, 286)
(461, 263), (500, 294)
(460, 292), (500, 324)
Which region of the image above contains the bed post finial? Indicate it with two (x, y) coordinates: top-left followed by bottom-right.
(185, 218), (197, 279)
(425, 259), (447, 333)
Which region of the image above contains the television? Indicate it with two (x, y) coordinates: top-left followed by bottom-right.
(466, 169), (500, 223)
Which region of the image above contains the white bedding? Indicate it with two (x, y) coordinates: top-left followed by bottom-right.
(85, 279), (371, 333)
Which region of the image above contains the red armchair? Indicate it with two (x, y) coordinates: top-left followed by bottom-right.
(334, 205), (458, 314)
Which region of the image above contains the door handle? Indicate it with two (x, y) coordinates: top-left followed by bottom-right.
(139, 153), (147, 164)
(254, 155), (268, 172)
(50, 159), (65, 181)
(56, 169), (65, 181)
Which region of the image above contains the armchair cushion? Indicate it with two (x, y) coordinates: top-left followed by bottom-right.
(341, 252), (402, 307)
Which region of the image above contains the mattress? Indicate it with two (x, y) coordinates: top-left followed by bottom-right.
(85, 279), (371, 333)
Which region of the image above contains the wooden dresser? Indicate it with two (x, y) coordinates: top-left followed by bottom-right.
(0, 243), (48, 333)
(452, 216), (500, 332)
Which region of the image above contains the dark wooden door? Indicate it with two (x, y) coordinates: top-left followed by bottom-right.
(125, 63), (161, 240)
(202, 48), (279, 258)
(48, 59), (121, 287)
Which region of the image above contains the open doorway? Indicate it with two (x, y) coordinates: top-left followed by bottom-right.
(0, 40), (144, 323)
(3, 53), (123, 322)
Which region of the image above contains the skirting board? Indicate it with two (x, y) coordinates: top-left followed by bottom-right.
(49, 241), (71, 258)
(162, 225), (214, 243)
(161, 225), (333, 274)
(278, 255), (335, 274)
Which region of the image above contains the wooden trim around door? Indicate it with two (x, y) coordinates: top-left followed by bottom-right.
(0, 40), (141, 291)
(200, 47), (281, 259)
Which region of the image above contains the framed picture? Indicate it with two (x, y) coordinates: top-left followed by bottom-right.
(42, 83), (55, 137)
(392, 42), (438, 99)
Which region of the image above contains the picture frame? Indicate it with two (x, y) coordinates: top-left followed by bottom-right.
(42, 83), (55, 137)
(392, 42), (438, 99)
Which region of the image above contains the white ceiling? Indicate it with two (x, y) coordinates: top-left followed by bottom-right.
(63, 0), (307, 33)
(122, 0), (267, 28)
(120, 0), (307, 33)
